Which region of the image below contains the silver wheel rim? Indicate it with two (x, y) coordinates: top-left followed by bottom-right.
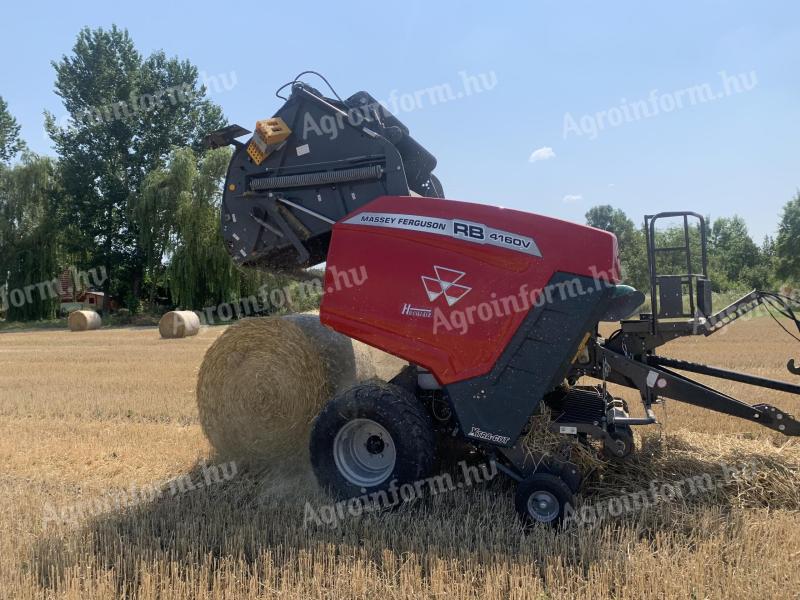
(527, 490), (560, 522)
(333, 418), (396, 487)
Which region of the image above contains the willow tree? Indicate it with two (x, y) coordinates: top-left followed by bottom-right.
(132, 148), (193, 305)
(136, 146), (264, 310)
(0, 155), (62, 320)
(170, 152), (237, 308)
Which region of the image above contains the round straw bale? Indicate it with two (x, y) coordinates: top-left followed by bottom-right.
(67, 310), (102, 332)
(159, 310), (201, 339)
(196, 313), (407, 465)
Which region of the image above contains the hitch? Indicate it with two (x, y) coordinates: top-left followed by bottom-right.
(598, 347), (800, 437)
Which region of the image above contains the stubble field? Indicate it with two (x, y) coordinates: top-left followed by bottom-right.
(0, 317), (798, 599)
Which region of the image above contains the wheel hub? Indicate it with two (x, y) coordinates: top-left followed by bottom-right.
(365, 434), (385, 454)
(527, 490), (560, 522)
(333, 419), (396, 488)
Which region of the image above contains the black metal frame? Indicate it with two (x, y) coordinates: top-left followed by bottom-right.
(645, 211), (709, 326)
(598, 346), (799, 435)
(649, 355), (800, 394)
(210, 82), (443, 271)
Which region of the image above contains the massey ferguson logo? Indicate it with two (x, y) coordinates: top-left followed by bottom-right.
(421, 266), (471, 307)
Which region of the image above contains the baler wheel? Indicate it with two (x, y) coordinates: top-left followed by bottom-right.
(310, 381), (436, 498)
(514, 472), (575, 526)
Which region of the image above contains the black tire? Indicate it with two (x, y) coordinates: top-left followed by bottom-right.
(310, 381), (436, 498)
(603, 425), (635, 460)
(552, 461), (583, 494)
(514, 472), (575, 526)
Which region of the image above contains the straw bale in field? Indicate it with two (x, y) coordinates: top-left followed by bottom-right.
(159, 310), (201, 339)
(67, 310), (101, 332)
(196, 313), (407, 464)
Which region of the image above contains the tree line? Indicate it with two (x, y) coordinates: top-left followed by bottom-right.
(585, 201), (800, 295)
(0, 26), (277, 321)
(1, 26), (798, 322)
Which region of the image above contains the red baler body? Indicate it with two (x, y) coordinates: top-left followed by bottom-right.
(321, 195), (619, 385)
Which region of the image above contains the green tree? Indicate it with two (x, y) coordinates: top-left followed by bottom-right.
(708, 215), (760, 289)
(585, 205), (649, 290)
(131, 148), (193, 306)
(0, 96), (25, 164)
(0, 154), (62, 320)
(776, 192), (800, 283)
(45, 25), (226, 310)
(141, 147), (264, 309)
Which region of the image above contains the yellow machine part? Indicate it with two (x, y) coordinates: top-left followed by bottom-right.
(247, 117), (292, 165)
(572, 332), (592, 364)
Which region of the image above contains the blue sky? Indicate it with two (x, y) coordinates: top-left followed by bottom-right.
(1, 1), (798, 241)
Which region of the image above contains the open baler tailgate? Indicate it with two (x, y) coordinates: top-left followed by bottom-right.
(206, 79), (443, 272)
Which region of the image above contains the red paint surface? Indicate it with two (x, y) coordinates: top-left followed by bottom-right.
(321, 196), (619, 384)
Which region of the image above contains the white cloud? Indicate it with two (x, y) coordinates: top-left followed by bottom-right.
(528, 146), (556, 163)
(562, 194), (583, 204)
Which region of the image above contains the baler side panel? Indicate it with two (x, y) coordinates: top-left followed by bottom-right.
(321, 195), (619, 388)
(445, 273), (615, 446)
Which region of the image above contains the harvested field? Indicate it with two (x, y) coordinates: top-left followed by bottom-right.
(0, 318), (798, 599)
